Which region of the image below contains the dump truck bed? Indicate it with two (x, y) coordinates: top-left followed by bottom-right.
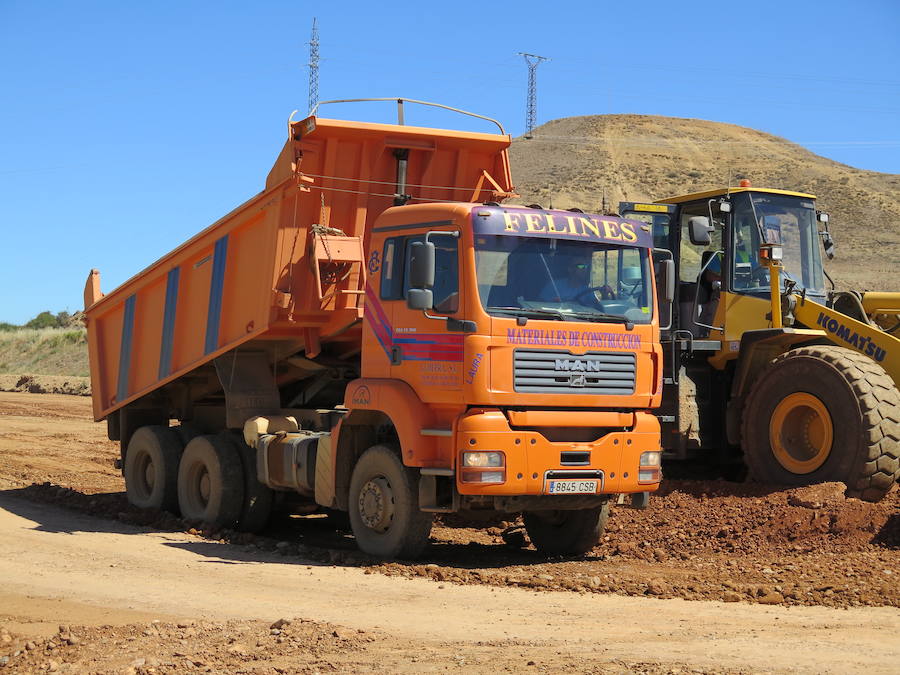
(84, 116), (514, 421)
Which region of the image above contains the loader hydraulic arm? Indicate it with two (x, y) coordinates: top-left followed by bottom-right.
(791, 294), (900, 390)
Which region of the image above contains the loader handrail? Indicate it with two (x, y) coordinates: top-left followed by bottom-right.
(296, 98), (506, 135)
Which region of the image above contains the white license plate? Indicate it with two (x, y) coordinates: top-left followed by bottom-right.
(546, 479), (598, 494)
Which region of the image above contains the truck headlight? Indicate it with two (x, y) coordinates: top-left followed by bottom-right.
(460, 452), (505, 484)
(462, 451), (504, 468)
(640, 451), (661, 467)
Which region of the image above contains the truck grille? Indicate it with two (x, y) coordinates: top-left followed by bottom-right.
(513, 349), (636, 395)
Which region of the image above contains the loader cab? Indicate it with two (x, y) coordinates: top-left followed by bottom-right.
(622, 186), (828, 341)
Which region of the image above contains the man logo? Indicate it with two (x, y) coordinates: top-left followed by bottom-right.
(569, 373), (587, 388)
(555, 359), (600, 372)
(351, 385), (371, 406)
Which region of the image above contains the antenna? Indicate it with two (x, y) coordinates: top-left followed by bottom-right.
(308, 17), (320, 114)
(518, 52), (549, 138)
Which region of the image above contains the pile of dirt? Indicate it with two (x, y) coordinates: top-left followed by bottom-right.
(0, 374), (90, 396)
(0, 617), (374, 674)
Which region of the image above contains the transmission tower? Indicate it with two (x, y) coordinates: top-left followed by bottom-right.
(518, 52), (548, 138)
(307, 17), (320, 114)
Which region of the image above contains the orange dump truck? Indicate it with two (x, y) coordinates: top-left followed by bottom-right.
(84, 102), (668, 558)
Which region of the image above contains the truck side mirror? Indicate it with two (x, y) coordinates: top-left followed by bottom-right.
(688, 216), (713, 246)
(407, 288), (433, 310)
(408, 241), (435, 288)
(407, 240), (435, 310)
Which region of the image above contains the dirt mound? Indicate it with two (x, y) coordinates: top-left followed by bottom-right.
(608, 480), (899, 556)
(0, 617), (375, 674)
(0, 374), (90, 396)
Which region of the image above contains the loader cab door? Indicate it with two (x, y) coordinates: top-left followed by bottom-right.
(671, 200), (726, 338)
(619, 202), (676, 330)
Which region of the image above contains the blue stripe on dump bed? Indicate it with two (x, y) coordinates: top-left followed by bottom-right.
(116, 294), (137, 403)
(158, 266), (180, 379)
(204, 235), (229, 355)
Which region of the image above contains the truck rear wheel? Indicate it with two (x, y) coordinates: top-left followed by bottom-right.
(523, 503), (609, 555)
(219, 431), (274, 533)
(348, 445), (432, 559)
(177, 435), (244, 527)
(124, 425), (183, 512)
(742, 345), (900, 501)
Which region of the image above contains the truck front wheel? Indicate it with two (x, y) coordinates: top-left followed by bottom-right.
(742, 345), (900, 501)
(523, 503), (609, 555)
(177, 435), (244, 528)
(124, 425), (182, 513)
(348, 445), (432, 559)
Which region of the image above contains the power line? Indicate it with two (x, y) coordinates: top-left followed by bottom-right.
(308, 17), (320, 114)
(518, 52), (548, 138)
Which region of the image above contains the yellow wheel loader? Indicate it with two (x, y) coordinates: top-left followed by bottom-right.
(620, 181), (900, 500)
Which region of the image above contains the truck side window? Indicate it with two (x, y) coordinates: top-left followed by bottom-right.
(403, 234), (459, 314)
(380, 238), (403, 300)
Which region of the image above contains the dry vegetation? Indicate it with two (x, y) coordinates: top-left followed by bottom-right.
(0, 328), (88, 377)
(510, 114), (900, 292)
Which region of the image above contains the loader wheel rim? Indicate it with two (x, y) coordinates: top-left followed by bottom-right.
(358, 476), (394, 533)
(770, 392), (833, 474)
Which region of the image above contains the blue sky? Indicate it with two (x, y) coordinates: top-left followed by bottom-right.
(1, 0), (898, 324)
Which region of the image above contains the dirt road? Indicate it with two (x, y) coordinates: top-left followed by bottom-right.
(1, 392), (899, 673)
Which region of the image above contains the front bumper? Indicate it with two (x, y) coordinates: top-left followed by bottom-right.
(454, 408), (661, 496)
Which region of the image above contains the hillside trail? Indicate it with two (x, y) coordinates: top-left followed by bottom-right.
(1, 391), (899, 673)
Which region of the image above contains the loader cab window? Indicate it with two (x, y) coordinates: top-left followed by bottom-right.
(625, 211), (671, 251)
(728, 192), (825, 298)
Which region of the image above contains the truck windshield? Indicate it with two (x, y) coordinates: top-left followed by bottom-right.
(474, 235), (653, 323)
(730, 192), (825, 296)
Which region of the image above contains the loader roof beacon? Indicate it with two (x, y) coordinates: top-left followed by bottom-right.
(620, 180), (900, 501)
(84, 100), (667, 558)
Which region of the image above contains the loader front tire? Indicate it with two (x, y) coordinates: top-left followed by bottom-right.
(742, 345), (900, 501)
(523, 503), (609, 555)
(124, 425), (183, 513)
(348, 445), (432, 559)
(177, 435), (244, 528)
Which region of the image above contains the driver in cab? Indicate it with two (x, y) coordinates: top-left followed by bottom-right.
(539, 252), (596, 302)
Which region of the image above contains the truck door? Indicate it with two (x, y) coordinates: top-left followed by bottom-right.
(382, 230), (465, 403)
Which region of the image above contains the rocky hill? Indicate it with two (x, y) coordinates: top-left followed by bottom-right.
(509, 114), (900, 291)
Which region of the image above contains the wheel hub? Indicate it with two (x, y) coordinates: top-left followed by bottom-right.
(770, 392), (833, 474)
(198, 470), (211, 504)
(143, 460), (155, 490)
(358, 477), (394, 532)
